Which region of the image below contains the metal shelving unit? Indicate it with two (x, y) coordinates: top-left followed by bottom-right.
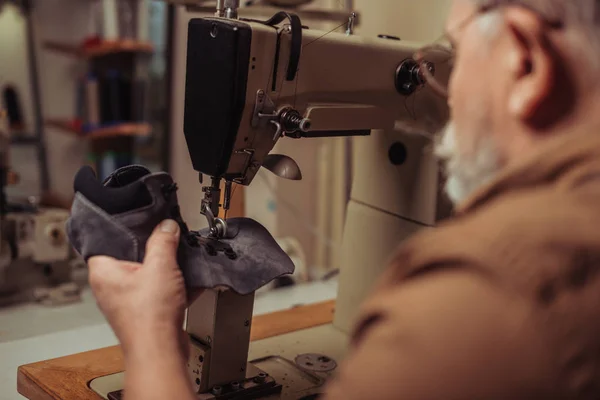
(15, 0), (51, 192)
(3, 0), (160, 195)
(43, 39), (155, 58)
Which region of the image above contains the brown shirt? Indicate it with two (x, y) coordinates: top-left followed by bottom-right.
(324, 132), (600, 400)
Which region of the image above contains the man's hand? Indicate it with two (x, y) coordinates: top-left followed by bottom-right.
(88, 219), (187, 355)
(88, 220), (196, 400)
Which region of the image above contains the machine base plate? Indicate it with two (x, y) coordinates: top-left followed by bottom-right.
(89, 324), (349, 400)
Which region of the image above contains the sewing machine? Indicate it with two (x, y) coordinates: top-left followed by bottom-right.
(90, 1), (449, 398)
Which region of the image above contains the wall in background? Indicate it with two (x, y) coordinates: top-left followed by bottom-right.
(353, 0), (450, 42)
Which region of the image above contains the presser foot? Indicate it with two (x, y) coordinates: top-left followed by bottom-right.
(202, 202), (229, 239)
(185, 231), (238, 260)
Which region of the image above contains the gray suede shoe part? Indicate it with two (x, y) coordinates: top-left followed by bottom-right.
(66, 166), (295, 295)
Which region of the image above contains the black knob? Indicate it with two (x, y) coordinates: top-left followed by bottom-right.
(395, 59), (436, 96)
(389, 142), (408, 166)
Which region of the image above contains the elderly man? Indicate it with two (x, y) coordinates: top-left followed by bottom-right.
(88, 0), (600, 398)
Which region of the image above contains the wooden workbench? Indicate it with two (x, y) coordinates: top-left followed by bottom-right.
(17, 300), (336, 400)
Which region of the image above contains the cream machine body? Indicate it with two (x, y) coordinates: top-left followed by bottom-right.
(182, 10), (451, 399)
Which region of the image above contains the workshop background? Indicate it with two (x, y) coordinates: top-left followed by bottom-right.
(0, 0), (449, 398)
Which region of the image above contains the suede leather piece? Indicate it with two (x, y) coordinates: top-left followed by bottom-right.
(182, 218), (295, 294)
(67, 193), (139, 262)
(66, 168), (295, 295)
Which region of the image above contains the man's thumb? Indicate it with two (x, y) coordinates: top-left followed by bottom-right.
(144, 219), (181, 267)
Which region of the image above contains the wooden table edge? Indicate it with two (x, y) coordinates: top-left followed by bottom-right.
(17, 300), (336, 400)
(17, 367), (58, 400)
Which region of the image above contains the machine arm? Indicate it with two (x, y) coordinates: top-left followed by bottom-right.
(183, 6), (448, 236)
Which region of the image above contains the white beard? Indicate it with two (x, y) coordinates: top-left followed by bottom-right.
(435, 122), (501, 205)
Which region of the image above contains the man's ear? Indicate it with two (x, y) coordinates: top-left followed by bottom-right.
(503, 7), (557, 121)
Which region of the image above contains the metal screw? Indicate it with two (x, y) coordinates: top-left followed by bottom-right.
(205, 336), (212, 345)
(254, 372), (267, 383)
(211, 385), (223, 395)
(231, 381), (240, 390)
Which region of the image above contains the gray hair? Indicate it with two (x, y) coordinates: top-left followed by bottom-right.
(473, 0), (600, 69)
(474, 0), (598, 25)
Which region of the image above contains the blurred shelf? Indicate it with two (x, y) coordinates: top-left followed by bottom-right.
(164, 0), (358, 24)
(10, 135), (40, 145)
(45, 119), (151, 140)
(43, 40), (154, 59)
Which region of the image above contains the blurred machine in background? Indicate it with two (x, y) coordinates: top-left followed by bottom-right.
(0, 0), (172, 308)
(0, 112), (81, 307)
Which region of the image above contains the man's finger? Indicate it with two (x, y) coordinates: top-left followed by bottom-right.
(144, 219), (181, 269)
